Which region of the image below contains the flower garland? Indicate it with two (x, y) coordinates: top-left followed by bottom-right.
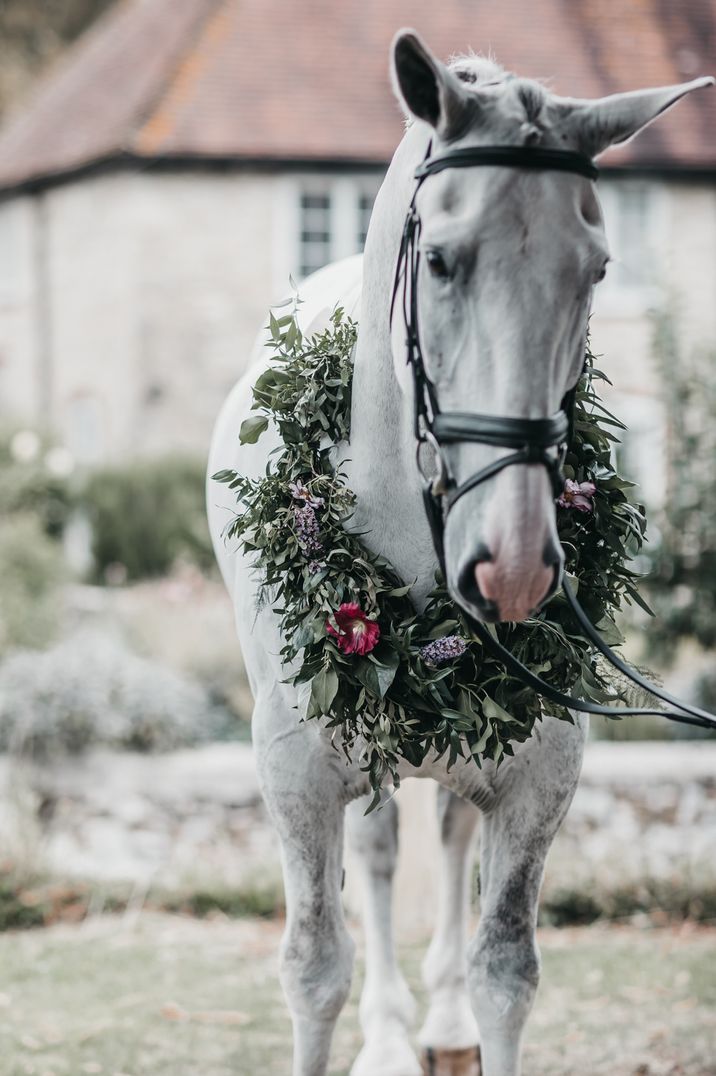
(214, 302), (649, 800)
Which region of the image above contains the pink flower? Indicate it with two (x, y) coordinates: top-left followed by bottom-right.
(558, 478), (596, 513)
(326, 602), (380, 656)
(289, 481), (324, 509)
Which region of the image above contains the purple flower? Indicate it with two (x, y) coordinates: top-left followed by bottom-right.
(558, 478), (596, 513)
(420, 635), (468, 666)
(293, 504), (323, 555)
(289, 481), (324, 509)
(308, 559), (324, 575)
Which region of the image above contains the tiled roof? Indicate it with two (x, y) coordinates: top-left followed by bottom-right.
(0, 0), (714, 191)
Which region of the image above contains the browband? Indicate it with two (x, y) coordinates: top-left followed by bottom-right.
(415, 146), (599, 183)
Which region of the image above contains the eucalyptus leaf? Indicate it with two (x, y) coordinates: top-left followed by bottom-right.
(310, 665), (339, 716)
(239, 415), (269, 445)
(482, 695), (516, 724)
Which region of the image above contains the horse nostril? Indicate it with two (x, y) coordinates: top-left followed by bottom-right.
(457, 557), (498, 620)
(475, 542), (492, 565)
(540, 540), (564, 606)
(542, 539), (562, 569)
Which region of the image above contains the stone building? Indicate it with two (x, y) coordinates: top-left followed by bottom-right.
(0, 0), (714, 493)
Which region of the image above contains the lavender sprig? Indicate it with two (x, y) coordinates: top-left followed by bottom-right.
(420, 635), (468, 666)
(293, 504), (323, 556)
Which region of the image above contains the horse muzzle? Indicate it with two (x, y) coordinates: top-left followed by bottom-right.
(455, 533), (563, 623)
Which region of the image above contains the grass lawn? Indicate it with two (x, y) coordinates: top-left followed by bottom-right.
(0, 913), (714, 1075)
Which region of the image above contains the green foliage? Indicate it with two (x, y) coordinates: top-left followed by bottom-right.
(0, 513), (66, 653)
(81, 456), (213, 581)
(215, 304), (648, 793)
(0, 426), (73, 654)
(539, 879), (716, 926)
(590, 712), (674, 742)
(645, 311), (716, 653)
(0, 878), (49, 931)
(0, 869), (283, 932)
(0, 425), (74, 538)
(162, 882), (284, 920)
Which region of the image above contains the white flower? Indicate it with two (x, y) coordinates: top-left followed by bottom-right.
(10, 430), (41, 463)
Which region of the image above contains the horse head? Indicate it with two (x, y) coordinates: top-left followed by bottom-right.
(389, 29), (713, 623)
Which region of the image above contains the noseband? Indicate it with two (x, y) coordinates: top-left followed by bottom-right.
(390, 141), (716, 733)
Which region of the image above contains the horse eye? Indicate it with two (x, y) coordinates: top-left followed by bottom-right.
(425, 249), (450, 280)
(595, 262), (609, 283)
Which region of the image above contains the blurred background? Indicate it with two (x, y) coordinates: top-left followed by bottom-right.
(0, 2), (715, 1074)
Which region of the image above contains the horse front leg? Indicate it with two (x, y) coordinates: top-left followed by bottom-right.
(346, 791), (422, 1076)
(419, 787), (481, 1075)
(467, 715), (587, 1076)
(254, 696), (355, 1076)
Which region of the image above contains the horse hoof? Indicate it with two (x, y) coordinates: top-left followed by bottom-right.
(421, 1045), (482, 1076)
(351, 1036), (423, 1076)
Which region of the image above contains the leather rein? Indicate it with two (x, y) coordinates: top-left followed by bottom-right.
(390, 142), (716, 733)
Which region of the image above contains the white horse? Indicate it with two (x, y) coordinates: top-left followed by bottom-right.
(208, 31), (712, 1076)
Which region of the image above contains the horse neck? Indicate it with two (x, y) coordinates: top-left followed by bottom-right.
(347, 124), (438, 598)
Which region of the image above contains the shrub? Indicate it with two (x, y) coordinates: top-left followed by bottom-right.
(162, 881), (285, 920)
(0, 877), (49, 931)
(0, 513), (66, 653)
(589, 713), (674, 742)
(645, 312), (716, 654)
(539, 879), (716, 926)
(0, 632), (229, 757)
(80, 456), (213, 581)
(0, 870), (284, 932)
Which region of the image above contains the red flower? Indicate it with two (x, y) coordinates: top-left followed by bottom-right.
(326, 602), (380, 655)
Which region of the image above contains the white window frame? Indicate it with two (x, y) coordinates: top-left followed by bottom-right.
(0, 203), (26, 306)
(271, 173), (383, 293)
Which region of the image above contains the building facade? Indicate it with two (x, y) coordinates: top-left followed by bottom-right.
(0, 0), (713, 498)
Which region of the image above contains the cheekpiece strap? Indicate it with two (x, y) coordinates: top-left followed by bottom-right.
(415, 146), (599, 183)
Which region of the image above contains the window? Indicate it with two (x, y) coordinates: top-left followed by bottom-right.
(599, 181), (655, 292)
(299, 192), (332, 278)
(0, 206), (22, 303)
(293, 177), (383, 282)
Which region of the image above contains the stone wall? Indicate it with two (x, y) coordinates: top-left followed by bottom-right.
(1, 740), (714, 934)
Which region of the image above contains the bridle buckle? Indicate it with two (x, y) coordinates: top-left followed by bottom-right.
(416, 429), (451, 496)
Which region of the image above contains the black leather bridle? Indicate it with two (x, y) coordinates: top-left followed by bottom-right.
(390, 142), (716, 732)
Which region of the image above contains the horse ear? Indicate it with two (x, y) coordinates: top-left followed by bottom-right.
(391, 29), (475, 140)
(556, 77), (714, 158)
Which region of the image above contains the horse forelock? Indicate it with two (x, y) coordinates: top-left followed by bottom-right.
(449, 55), (549, 144)
(448, 52), (506, 87)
